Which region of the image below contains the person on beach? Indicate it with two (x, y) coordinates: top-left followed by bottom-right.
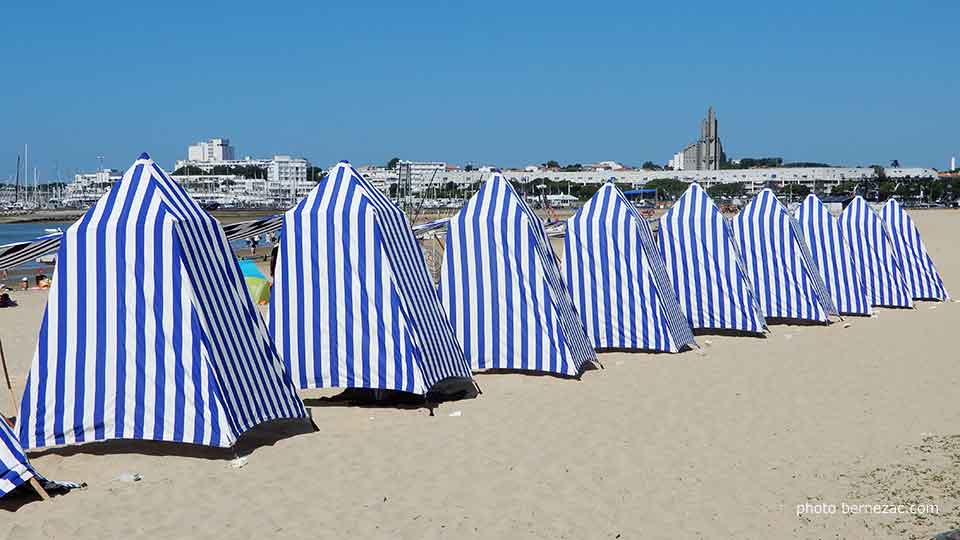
(269, 244), (279, 279)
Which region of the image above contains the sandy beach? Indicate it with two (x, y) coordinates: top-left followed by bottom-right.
(1, 209), (958, 539)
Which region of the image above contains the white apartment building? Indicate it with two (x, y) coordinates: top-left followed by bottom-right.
(266, 155), (310, 200)
(187, 138), (235, 162)
(668, 152), (685, 171)
(174, 141), (312, 203)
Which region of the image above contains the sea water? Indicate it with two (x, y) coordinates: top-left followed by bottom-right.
(0, 222), (69, 247)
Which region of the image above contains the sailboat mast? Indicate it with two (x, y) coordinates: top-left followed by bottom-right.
(14, 154), (20, 203)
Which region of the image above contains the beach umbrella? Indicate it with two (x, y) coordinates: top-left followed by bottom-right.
(840, 196), (913, 308)
(17, 153), (306, 450)
(564, 182), (695, 352)
(880, 198), (949, 301)
(795, 194), (871, 315)
(731, 189), (837, 323)
(238, 259), (270, 304)
(658, 183), (766, 333)
(439, 172), (597, 376)
(269, 161), (474, 397)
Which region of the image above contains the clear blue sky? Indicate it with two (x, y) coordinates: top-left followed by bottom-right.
(1, 1), (957, 180)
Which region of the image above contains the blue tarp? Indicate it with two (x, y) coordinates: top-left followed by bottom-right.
(238, 259), (267, 280)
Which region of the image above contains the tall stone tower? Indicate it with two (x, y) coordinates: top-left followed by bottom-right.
(700, 107), (723, 170)
(677, 106), (725, 171)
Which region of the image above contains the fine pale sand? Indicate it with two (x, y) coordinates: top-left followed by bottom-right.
(1, 210), (959, 539)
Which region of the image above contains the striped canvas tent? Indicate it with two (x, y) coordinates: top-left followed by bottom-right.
(840, 196), (913, 308)
(795, 195), (871, 315)
(1, 420), (37, 497)
(270, 161), (474, 397)
(564, 182), (695, 352)
(658, 183), (766, 333)
(17, 154), (306, 450)
(881, 199), (949, 301)
(439, 172), (597, 376)
(731, 189), (837, 322)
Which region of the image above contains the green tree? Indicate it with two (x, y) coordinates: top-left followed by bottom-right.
(737, 157), (783, 168)
(707, 182), (747, 198)
(832, 181), (860, 196)
(782, 162), (831, 168)
(544, 160), (560, 169)
(307, 166), (326, 182)
(779, 183), (810, 200)
(641, 161), (662, 171)
(386, 157), (400, 170)
(643, 178), (689, 199)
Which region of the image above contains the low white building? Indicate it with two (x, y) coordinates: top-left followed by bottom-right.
(62, 169), (123, 207)
(591, 160), (625, 171)
(173, 157), (271, 172)
(173, 154), (312, 204)
(358, 164), (891, 197)
(883, 167), (938, 179)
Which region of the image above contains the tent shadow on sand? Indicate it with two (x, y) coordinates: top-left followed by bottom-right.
(762, 317), (833, 327)
(19, 418), (317, 462)
(593, 346), (694, 354)
(301, 386), (479, 414)
(0, 487), (62, 512)
(474, 361), (603, 380)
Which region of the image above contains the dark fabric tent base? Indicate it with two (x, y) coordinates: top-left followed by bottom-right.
(692, 328), (767, 338)
(302, 379), (478, 411)
(764, 317), (831, 327)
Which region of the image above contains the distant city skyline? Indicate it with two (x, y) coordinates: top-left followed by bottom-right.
(2, 1), (958, 181)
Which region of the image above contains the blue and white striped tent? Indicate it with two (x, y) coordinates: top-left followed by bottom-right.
(840, 196), (913, 308)
(1, 420), (37, 497)
(658, 183), (766, 333)
(564, 182), (695, 352)
(439, 172), (597, 376)
(881, 199), (949, 301)
(17, 154), (306, 450)
(270, 161), (474, 396)
(795, 194), (871, 315)
(731, 189), (837, 322)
